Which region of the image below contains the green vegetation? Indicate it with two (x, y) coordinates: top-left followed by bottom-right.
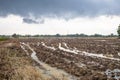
(117, 24), (120, 38)
(0, 37), (9, 41)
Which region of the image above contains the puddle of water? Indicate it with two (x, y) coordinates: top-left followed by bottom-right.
(59, 43), (78, 54)
(58, 42), (120, 61)
(118, 53), (120, 57)
(105, 69), (120, 80)
(41, 42), (56, 50)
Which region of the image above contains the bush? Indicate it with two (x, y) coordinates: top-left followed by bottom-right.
(117, 25), (120, 38)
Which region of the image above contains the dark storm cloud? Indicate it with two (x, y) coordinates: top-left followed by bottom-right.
(23, 18), (39, 24)
(23, 17), (44, 24)
(0, 0), (120, 19)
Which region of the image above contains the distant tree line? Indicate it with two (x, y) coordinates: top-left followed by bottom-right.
(0, 33), (118, 38)
(0, 24), (120, 38)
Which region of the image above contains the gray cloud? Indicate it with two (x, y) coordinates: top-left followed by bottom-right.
(23, 18), (44, 24)
(23, 18), (39, 24)
(0, 0), (120, 19)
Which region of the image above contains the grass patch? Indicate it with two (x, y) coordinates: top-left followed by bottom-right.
(0, 37), (9, 41)
(0, 46), (44, 80)
(0, 42), (69, 80)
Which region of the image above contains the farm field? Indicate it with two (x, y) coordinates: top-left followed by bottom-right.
(0, 37), (120, 80)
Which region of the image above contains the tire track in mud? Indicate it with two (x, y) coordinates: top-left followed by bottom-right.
(20, 42), (77, 80)
(32, 42), (101, 78)
(35, 42), (91, 77)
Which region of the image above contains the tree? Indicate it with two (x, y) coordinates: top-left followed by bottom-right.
(55, 34), (61, 37)
(117, 24), (120, 38)
(12, 33), (19, 38)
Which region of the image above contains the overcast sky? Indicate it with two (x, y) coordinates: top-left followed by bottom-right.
(0, 0), (120, 35)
